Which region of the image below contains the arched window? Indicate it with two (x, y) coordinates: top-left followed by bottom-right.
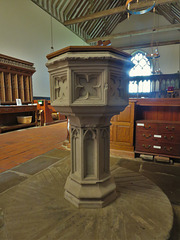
(129, 51), (152, 77)
(129, 51), (152, 93)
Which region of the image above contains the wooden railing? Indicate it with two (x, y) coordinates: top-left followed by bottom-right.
(129, 73), (180, 98)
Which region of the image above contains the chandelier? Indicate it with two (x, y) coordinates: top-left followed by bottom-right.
(126, 0), (156, 18)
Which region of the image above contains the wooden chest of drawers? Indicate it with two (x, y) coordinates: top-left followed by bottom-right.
(135, 120), (180, 158)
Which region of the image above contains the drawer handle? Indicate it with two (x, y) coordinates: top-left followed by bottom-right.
(143, 134), (151, 139)
(164, 146), (173, 152)
(144, 125), (151, 130)
(166, 126), (175, 131)
(142, 144), (151, 149)
(164, 135), (173, 140)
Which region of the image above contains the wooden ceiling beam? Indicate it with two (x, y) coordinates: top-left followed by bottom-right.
(86, 23), (180, 43)
(63, 0), (179, 26)
(117, 39), (180, 50)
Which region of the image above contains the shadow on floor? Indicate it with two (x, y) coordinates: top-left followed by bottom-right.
(114, 157), (180, 240)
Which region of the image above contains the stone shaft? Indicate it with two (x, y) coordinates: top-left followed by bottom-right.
(64, 115), (116, 207)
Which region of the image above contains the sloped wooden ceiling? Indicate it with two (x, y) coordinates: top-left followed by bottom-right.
(31, 0), (180, 46)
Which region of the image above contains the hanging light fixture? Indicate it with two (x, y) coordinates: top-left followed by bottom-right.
(146, 7), (162, 74)
(126, 0), (156, 18)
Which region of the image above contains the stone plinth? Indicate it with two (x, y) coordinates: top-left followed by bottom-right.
(46, 46), (133, 208)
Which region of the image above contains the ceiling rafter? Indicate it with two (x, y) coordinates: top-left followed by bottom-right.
(63, 0), (74, 21)
(56, 0), (65, 21)
(90, 0), (123, 38)
(117, 39), (180, 50)
(31, 0), (180, 47)
(63, 0), (179, 26)
(89, 0), (114, 38)
(55, 0), (61, 19)
(86, 0), (108, 37)
(51, 0), (56, 16)
(66, 0), (82, 20)
(101, 1), (123, 36)
(86, 23), (180, 43)
(82, 0), (109, 38)
(46, 0), (50, 13)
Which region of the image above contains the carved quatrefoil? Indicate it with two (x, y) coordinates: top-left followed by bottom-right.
(109, 74), (122, 98)
(75, 73), (101, 100)
(54, 75), (67, 100)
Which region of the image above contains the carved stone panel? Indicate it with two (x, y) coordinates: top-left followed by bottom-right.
(54, 76), (67, 100)
(71, 69), (105, 104)
(101, 127), (110, 174)
(109, 72), (122, 99)
(71, 127), (80, 176)
(108, 70), (128, 105)
(83, 129), (96, 178)
(51, 71), (68, 104)
(70, 124), (111, 181)
(99, 127), (110, 178)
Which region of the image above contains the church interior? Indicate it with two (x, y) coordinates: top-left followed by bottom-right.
(0, 0), (180, 239)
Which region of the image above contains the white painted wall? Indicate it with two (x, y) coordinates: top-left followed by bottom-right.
(0, 0), (87, 97)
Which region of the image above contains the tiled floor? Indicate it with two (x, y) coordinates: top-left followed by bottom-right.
(0, 122), (67, 173)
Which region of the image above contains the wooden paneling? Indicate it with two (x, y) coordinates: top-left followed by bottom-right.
(110, 100), (136, 152)
(116, 125), (131, 143)
(136, 99), (180, 121)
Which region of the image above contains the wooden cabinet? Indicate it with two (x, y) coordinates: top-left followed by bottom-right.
(0, 105), (37, 133)
(110, 98), (180, 159)
(135, 98), (180, 159)
(135, 120), (180, 158)
(0, 54), (36, 133)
